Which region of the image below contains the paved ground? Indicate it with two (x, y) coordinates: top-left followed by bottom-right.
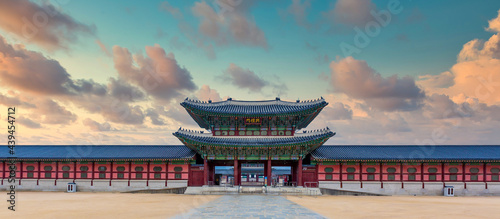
(173, 195), (325, 219)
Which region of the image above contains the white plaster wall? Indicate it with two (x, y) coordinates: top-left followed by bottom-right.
(422, 182), (444, 195)
(319, 181), (341, 189)
(167, 180), (188, 188)
(129, 180), (148, 188)
(486, 182), (500, 195)
(382, 182), (403, 195)
(149, 180), (167, 189)
(463, 182), (487, 196)
(341, 181), (362, 191)
(110, 180), (130, 192)
(361, 182), (382, 193)
(74, 179), (92, 191)
(402, 182), (423, 195)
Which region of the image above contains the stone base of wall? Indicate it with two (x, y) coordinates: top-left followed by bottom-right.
(319, 181), (500, 196)
(0, 179), (179, 192)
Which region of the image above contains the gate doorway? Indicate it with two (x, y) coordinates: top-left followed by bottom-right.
(241, 163), (264, 186)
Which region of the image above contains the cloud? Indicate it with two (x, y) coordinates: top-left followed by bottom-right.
(441, 59), (500, 104)
(406, 8), (425, 24)
(321, 102), (353, 120)
(417, 71), (454, 89)
(36, 99), (77, 125)
(423, 94), (473, 120)
(146, 108), (165, 125)
(421, 11), (500, 105)
(0, 0), (95, 51)
(108, 78), (146, 102)
(197, 85), (221, 102)
(221, 63), (268, 92)
(329, 57), (425, 111)
(18, 116), (42, 129)
(487, 9), (500, 32)
(191, 0), (267, 48)
(95, 39), (111, 56)
(457, 36), (500, 62)
(322, 0), (376, 30)
(0, 92), (36, 108)
(160, 1), (183, 19)
(112, 44), (197, 102)
(0, 35), (75, 95)
(281, 0), (313, 29)
(83, 118), (112, 131)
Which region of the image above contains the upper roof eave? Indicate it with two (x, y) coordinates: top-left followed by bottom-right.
(180, 97), (328, 117)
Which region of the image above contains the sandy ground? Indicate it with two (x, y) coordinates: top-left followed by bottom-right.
(2, 192), (500, 218)
(287, 195), (500, 219)
(0, 192), (219, 219)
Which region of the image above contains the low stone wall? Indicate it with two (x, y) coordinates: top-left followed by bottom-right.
(0, 179), (183, 192)
(319, 181), (500, 196)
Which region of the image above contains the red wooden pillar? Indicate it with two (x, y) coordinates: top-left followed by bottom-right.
(19, 161), (23, 185)
(146, 161), (150, 187)
(204, 158), (208, 186)
(234, 159), (239, 186)
(267, 159), (272, 185)
(359, 162), (363, 188)
(187, 163), (191, 186)
(380, 163), (383, 189)
(110, 162), (113, 186)
(91, 161), (95, 186)
(2, 161), (4, 185)
(53, 161), (56, 186)
(462, 162), (466, 189)
(73, 161), (77, 183)
(298, 159), (303, 187)
(340, 162), (343, 188)
(421, 163), (424, 189)
(37, 161), (41, 186)
(165, 161), (171, 187)
(400, 162), (404, 189)
(484, 162), (487, 189)
(129, 161), (132, 187)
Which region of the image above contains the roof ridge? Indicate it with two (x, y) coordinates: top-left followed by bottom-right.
(183, 97), (326, 106)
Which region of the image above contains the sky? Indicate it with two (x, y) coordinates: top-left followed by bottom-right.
(1, 0), (500, 145)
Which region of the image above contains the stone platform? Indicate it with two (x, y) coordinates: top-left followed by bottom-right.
(184, 186), (322, 196)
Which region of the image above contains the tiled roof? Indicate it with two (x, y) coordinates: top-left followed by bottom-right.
(311, 145), (500, 161)
(180, 97), (328, 116)
(173, 128), (335, 147)
(0, 145), (196, 160)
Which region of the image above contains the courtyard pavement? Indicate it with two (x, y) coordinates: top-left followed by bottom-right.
(173, 195), (326, 219)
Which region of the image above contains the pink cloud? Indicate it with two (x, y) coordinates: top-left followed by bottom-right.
(329, 57), (425, 111)
(197, 85), (221, 102)
(0, 0), (95, 51)
(113, 44), (197, 102)
(191, 0), (267, 48)
(221, 63), (268, 92)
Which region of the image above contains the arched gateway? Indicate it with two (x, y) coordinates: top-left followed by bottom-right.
(174, 97), (334, 187)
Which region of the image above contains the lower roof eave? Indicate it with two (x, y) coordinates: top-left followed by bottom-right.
(312, 158), (500, 163)
(0, 157), (196, 162)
